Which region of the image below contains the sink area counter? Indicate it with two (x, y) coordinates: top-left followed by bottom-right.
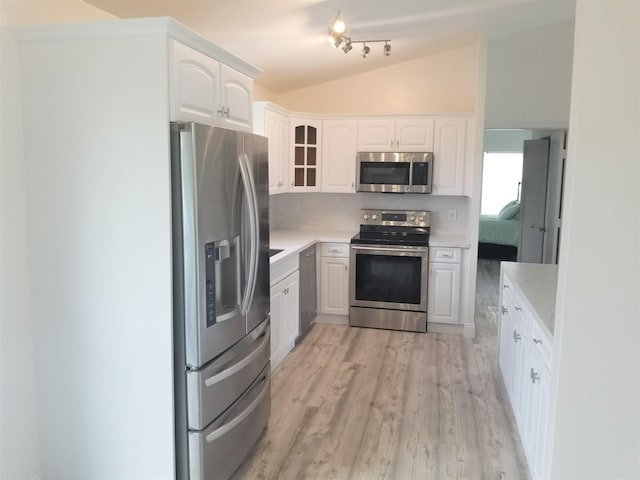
(269, 229), (357, 264)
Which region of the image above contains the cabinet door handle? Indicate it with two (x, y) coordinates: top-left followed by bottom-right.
(515, 306), (523, 311)
(513, 330), (521, 342)
(396, 140), (399, 148)
(533, 338), (542, 345)
(344, 264), (348, 271)
(351, 182), (354, 188)
(503, 284), (509, 289)
(390, 140), (394, 148)
(530, 367), (540, 383)
(501, 306), (507, 315)
(217, 106), (230, 117)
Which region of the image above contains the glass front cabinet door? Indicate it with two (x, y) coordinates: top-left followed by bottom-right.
(290, 117), (322, 192)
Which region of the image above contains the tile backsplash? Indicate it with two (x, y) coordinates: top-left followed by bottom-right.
(270, 193), (469, 234)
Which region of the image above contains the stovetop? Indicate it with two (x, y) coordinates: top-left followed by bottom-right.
(351, 209), (431, 247)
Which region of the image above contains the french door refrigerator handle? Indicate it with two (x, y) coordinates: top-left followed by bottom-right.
(238, 152), (259, 315)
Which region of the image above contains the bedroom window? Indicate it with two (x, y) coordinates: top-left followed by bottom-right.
(481, 152), (523, 215)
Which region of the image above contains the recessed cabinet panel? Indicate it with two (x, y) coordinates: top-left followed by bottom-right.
(432, 119), (466, 195)
(220, 64), (252, 131)
(395, 119), (435, 151)
(322, 119), (358, 193)
(170, 40), (220, 124)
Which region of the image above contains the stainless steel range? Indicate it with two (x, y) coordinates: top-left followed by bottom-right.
(349, 209), (430, 333)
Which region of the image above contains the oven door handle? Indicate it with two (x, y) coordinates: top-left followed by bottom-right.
(351, 245), (428, 254)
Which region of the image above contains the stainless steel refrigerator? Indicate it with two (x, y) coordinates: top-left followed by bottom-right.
(170, 122), (271, 480)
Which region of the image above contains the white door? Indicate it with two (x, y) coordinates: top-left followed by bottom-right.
(265, 109), (289, 194)
(395, 118), (435, 151)
(357, 119), (395, 151)
(432, 119), (466, 195)
(169, 40), (220, 124)
(427, 262), (460, 324)
(518, 138), (550, 263)
(320, 257), (349, 315)
(220, 64), (253, 131)
(322, 119), (358, 193)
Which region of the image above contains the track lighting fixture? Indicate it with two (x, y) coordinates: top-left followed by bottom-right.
(327, 9), (391, 58)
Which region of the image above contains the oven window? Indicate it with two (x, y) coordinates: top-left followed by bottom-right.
(355, 253), (422, 304)
(360, 162), (410, 185)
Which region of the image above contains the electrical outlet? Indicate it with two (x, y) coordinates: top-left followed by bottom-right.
(447, 208), (457, 222)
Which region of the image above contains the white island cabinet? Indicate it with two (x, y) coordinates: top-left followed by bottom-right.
(14, 17), (259, 479)
(498, 262), (557, 479)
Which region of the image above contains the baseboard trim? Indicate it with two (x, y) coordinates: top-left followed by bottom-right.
(314, 313), (349, 325)
(427, 322), (476, 337)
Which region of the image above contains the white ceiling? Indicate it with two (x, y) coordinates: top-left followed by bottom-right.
(80, 0), (575, 93)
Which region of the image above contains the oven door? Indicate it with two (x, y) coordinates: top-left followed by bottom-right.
(350, 244), (428, 311)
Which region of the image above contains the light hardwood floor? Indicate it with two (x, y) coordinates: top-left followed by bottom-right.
(232, 259), (529, 480)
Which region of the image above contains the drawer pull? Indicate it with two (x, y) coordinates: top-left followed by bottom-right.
(533, 338), (542, 345)
(501, 306), (508, 315)
(513, 330), (521, 342)
(503, 284), (509, 289)
(515, 306), (523, 311)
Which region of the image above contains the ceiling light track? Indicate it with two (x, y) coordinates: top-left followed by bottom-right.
(327, 10), (391, 58)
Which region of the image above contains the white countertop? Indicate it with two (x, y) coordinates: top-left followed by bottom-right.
(429, 233), (470, 248)
(501, 262), (558, 336)
(269, 229), (357, 264)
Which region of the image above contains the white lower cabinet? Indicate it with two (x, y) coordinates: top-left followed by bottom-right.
(319, 243), (350, 316)
(498, 267), (553, 479)
(270, 256), (300, 371)
(427, 247), (461, 324)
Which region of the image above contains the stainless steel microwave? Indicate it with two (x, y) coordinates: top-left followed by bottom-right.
(356, 152), (433, 193)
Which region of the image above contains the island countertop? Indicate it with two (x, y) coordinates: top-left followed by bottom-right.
(501, 261), (558, 336)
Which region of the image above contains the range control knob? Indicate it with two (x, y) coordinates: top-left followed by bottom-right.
(418, 216), (425, 222)
(371, 214), (378, 220)
(363, 214), (369, 220)
(409, 215), (416, 222)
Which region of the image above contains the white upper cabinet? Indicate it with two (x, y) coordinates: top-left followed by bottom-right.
(170, 39), (253, 131)
(254, 102), (289, 194)
(321, 119), (358, 193)
(220, 64), (253, 131)
(289, 117), (322, 192)
(358, 118), (434, 152)
(395, 119), (435, 151)
(432, 118), (467, 195)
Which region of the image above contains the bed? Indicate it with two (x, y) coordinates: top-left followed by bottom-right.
(478, 201), (520, 259)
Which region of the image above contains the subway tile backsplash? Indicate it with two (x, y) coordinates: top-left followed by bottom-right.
(270, 193), (469, 235)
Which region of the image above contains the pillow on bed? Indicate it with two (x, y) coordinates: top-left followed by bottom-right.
(499, 202), (520, 220)
(498, 200), (518, 217)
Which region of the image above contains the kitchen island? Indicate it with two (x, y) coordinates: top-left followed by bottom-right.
(498, 261), (558, 478)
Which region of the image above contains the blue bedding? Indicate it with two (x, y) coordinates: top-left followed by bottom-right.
(479, 215), (520, 247)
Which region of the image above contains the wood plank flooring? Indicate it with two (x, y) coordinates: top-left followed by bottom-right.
(231, 259), (529, 480)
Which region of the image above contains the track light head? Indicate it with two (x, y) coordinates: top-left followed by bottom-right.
(342, 39), (353, 54)
(384, 42), (391, 56)
(361, 44), (370, 58)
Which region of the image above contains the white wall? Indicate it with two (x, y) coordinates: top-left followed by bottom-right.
(0, 27), (42, 480)
(548, 1), (639, 477)
(483, 129), (533, 152)
(267, 45), (478, 115)
(485, 21), (574, 129)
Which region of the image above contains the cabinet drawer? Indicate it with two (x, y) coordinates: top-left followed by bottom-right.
(430, 246), (461, 263)
(320, 242), (349, 258)
(531, 319), (553, 369)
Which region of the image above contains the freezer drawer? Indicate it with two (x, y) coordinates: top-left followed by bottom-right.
(188, 364), (270, 480)
(187, 317), (270, 430)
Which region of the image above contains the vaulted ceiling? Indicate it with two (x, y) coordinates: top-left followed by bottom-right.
(67, 1), (577, 93)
